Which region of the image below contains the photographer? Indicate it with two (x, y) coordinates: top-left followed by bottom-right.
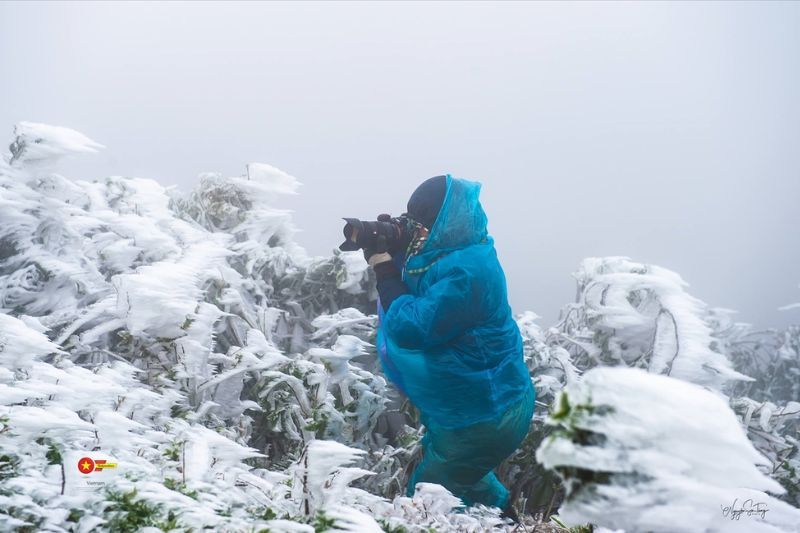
(343, 174), (535, 521)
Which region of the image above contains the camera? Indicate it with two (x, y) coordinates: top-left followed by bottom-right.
(339, 214), (411, 254)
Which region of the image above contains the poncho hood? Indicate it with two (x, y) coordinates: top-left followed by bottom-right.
(404, 174), (490, 284)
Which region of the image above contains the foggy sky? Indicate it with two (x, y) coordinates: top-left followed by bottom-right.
(1, 1), (798, 329)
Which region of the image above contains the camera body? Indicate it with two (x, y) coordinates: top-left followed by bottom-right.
(339, 214), (411, 254)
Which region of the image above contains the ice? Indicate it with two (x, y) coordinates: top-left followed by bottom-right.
(246, 162), (302, 195)
(537, 366), (800, 533)
(9, 122), (104, 166)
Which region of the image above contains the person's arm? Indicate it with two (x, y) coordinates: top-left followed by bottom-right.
(372, 257), (409, 313)
(382, 265), (476, 350)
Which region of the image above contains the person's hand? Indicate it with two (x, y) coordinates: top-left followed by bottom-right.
(367, 251), (392, 267)
(361, 213), (396, 266)
(363, 234), (392, 266)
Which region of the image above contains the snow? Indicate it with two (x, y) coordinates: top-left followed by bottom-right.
(555, 256), (752, 391)
(323, 504), (384, 532)
(537, 366), (800, 533)
(337, 251), (371, 294)
(9, 122), (104, 166)
(246, 162), (303, 195)
(0, 313), (63, 368)
(114, 241), (232, 338)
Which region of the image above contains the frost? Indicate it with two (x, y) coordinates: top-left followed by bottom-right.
(246, 162), (302, 195)
(9, 121), (104, 166)
(536, 367), (800, 533)
(549, 257), (751, 390)
(0, 313), (63, 368)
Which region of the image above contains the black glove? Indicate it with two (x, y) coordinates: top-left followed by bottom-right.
(368, 215), (408, 311)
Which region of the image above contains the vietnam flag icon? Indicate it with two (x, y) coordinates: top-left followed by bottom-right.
(65, 451), (121, 493)
(77, 456), (95, 475)
(77, 456), (118, 474)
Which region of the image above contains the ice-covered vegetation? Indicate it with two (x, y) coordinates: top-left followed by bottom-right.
(1, 122), (798, 532)
(537, 367), (800, 532)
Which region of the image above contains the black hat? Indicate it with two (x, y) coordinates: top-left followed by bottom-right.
(407, 175), (447, 230)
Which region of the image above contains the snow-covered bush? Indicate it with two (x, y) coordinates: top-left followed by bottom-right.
(547, 257), (750, 391)
(0, 313), (272, 531)
(494, 311), (578, 519)
(705, 308), (800, 506)
(708, 308), (800, 404)
(506, 259), (800, 526)
(730, 396), (800, 507)
(536, 366), (800, 533)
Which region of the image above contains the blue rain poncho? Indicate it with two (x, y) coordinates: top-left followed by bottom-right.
(376, 174), (533, 430)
